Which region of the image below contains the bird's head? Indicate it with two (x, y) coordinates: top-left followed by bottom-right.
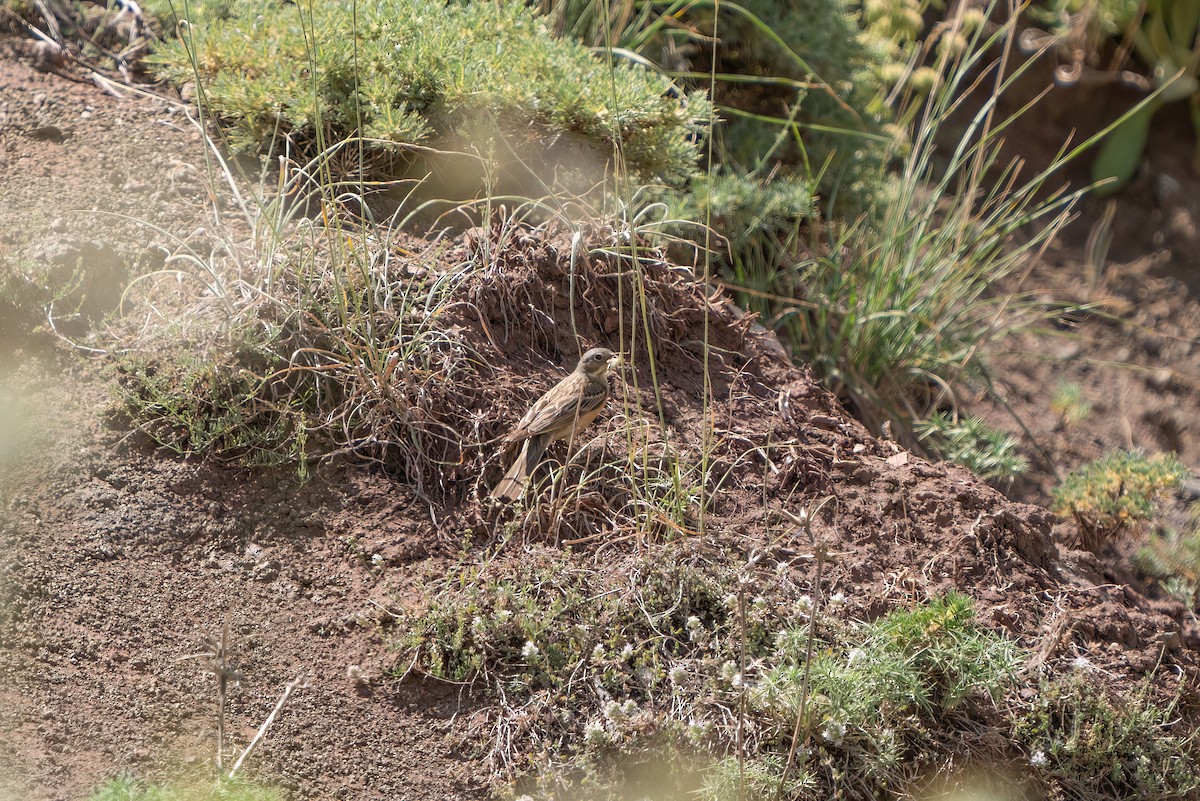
(579, 347), (619, 378)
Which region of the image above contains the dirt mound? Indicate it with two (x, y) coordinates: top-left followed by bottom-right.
(1, 32), (1198, 801)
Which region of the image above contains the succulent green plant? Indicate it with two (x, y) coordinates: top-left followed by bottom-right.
(1091, 0), (1200, 193)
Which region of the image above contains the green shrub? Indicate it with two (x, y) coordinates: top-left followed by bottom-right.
(143, 0), (709, 192)
(754, 593), (1020, 791)
(1012, 673), (1200, 800)
(1052, 450), (1189, 551)
(915, 411), (1029, 484)
(398, 548), (787, 787)
(758, 591), (1017, 721)
(1134, 504), (1200, 610)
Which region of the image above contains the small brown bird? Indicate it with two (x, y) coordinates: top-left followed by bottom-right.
(490, 347), (619, 503)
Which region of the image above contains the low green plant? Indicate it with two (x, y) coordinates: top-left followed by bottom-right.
(744, 592), (1022, 795)
(1012, 672), (1200, 800)
(758, 3), (1095, 449)
(87, 774), (281, 801)
(1051, 380), (1092, 424)
(1091, 0), (1200, 193)
(915, 410), (1030, 483)
(398, 547), (787, 782)
(699, 754), (813, 801)
(1133, 504), (1200, 610)
(1052, 450), (1189, 551)
(142, 0), (709, 193)
(755, 594), (1020, 772)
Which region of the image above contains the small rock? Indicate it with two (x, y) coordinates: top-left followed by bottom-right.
(32, 40), (65, 71)
(1146, 368), (1173, 391)
(1055, 341), (1083, 360)
(28, 125), (65, 142)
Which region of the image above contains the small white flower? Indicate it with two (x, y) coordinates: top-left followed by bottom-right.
(583, 719), (606, 743)
(686, 615), (701, 630)
(1071, 655), (1093, 671)
(496, 609), (513, 622)
(822, 720), (847, 744)
(521, 640), (539, 659)
(620, 643), (635, 660)
(686, 718), (711, 741)
(622, 699), (638, 716)
(591, 643), (606, 662)
(635, 667), (654, 686)
(1030, 750), (1048, 767)
(828, 591), (848, 607)
(796, 595), (813, 612)
(752, 595), (767, 609)
(470, 615), (483, 630)
(669, 665), (687, 685)
(730, 672), (744, 689)
(847, 647), (865, 665)
(371, 553), (384, 566)
(603, 700), (626, 721)
(719, 660), (738, 681)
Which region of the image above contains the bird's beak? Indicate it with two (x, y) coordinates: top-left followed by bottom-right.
(608, 354), (623, 370)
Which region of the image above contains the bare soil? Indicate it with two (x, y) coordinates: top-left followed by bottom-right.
(1, 30), (1198, 801)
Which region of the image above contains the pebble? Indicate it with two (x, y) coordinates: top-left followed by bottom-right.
(1146, 368), (1173, 391)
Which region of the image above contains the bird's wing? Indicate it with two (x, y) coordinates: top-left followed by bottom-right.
(510, 373), (607, 440)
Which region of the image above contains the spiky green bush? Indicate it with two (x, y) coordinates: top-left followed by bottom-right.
(915, 411), (1029, 484)
(757, 592), (1019, 731)
(1053, 450), (1189, 551)
(143, 0), (709, 190)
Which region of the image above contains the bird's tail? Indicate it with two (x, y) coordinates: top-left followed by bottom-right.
(491, 441), (531, 502)
(490, 438), (546, 503)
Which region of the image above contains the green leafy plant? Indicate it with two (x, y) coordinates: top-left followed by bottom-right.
(1051, 380), (1093, 424)
(1012, 673), (1200, 800)
(1091, 0), (1200, 193)
(1133, 503), (1200, 610)
(1052, 450), (1190, 551)
(142, 0), (709, 193)
(915, 410), (1030, 483)
(754, 592), (1021, 793)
